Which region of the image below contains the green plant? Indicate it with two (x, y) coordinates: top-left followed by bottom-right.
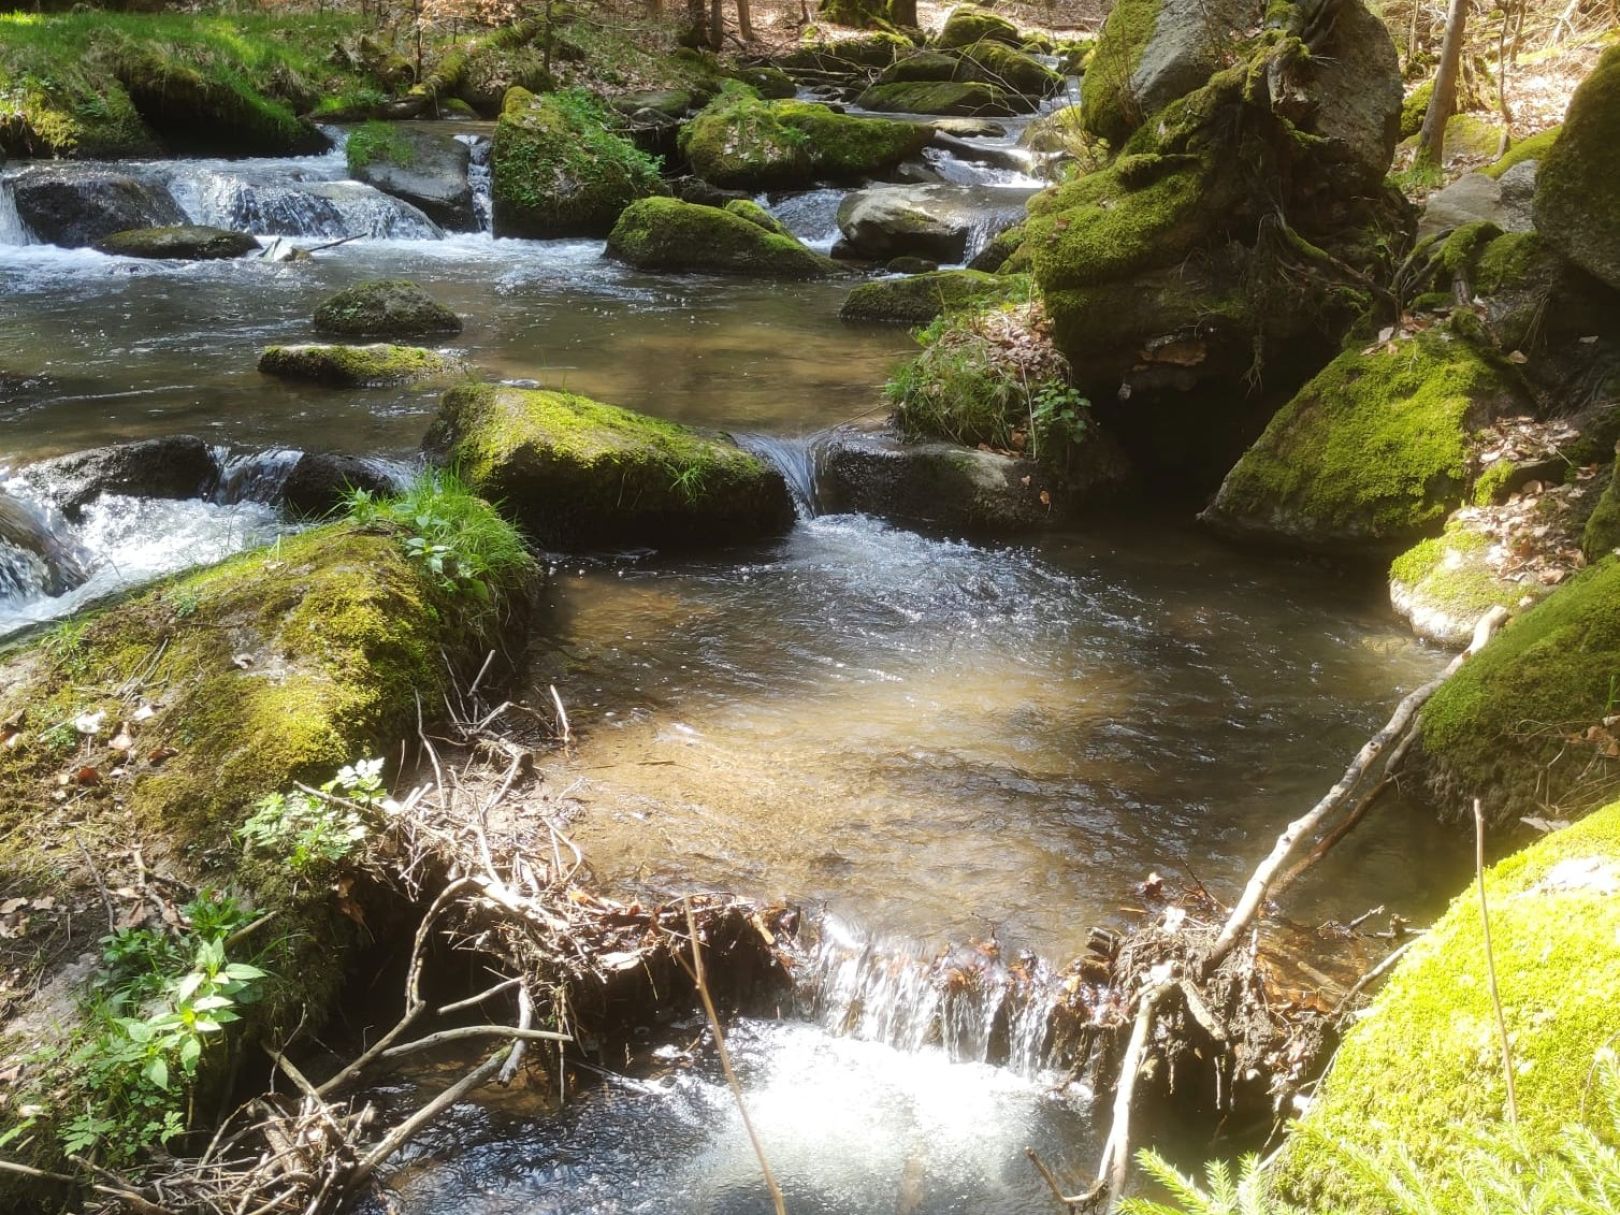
(1031, 383), (1093, 462)
(345, 118), (414, 171)
(237, 758), (385, 872)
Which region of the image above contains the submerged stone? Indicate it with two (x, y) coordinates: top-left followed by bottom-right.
(424, 383), (796, 549)
(94, 224), (259, 260)
(258, 343), (462, 387)
(605, 197), (839, 278)
(312, 279), (463, 339)
(11, 167), (186, 249)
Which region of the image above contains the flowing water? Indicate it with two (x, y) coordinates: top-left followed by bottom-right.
(0, 107), (1466, 1211)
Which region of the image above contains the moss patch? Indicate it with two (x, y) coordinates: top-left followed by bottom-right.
(1203, 329), (1526, 551)
(1389, 519), (1538, 646)
(1415, 556), (1620, 823)
(679, 83), (931, 191)
(427, 383), (796, 549)
(312, 279), (463, 339)
(1584, 459), (1620, 560)
(490, 87), (665, 239)
(839, 268), (1029, 323)
(855, 79), (1025, 116)
(605, 196), (837, 278)
(1277, 796), (1620, 1211)
(1533, 46), (1620, 292)
(933, 7), (1025, 49)
(1481, 124), (1561, 178)
(722, 197), (793, 237)
(257, 343), (462, 388)
(344, 119), (415, 172)
(1079, 0), (1159, 144)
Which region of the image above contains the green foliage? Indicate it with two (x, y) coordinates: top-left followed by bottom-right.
(1124, 1152), (1284, 1215)
(344, 472), (530, 604)
(238, 757), (385, 873)
(345, 119), (415, 171)
(56, 892), (267, 1167)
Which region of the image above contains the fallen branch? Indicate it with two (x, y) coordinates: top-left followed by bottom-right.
(1094, 980), (1174, 1209)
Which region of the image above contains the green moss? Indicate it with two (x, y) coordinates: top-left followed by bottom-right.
(312, 279), (462, 339)
(722, 197), (793, 237)
(855, 79), (1024, 116)
(490, 87), (665, 238)
(1079, 0), (1159, 144)
(257, 343), (461, 388)
(956, 43), (1063, 97)
(1471, 456), (1518, 505)
(1399, 77), (1434, 139)
(1445, 111), (1507, 158)
(779, 31), (914, 70)
(94, 225), (258, 261)
(1277, 796), (1620, 1211)
(1205, 329), (1526, 550)
(1042, 263), (1247, 365)
(1481, 123), (1561, 177)
(344, 119), (414, 172)
(0, 11), (365, 157)
(1582, 458), (1620, 560)
(933, 7), (1024, 49)
(1416, 556), (1620, 821)
(1438, 218), (1503, 278)
(606, 196), (837, 278)
(680, 84), (932, 189)
(1473, 230), (1546, 295)
(1533, 46), (1620, 291)
(1388, 521), (1535, 645)
(839, 268), (1030, 323)
(427, 383), (794, 549)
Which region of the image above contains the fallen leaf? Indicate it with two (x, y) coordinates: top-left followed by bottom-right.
(147, 746), (179, 766)
(110, 726), (134, 754)
(74, 766), (101, 786)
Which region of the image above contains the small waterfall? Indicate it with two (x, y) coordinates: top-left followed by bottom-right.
(764, 188), (845, 253)
(0, 180), (33, 246)
(176, 172), (444, 240)
(212, 447), (304, 504)
(799, 916), (1067, 1077)
(733, 433), (821, 517)
(458, 134), (494, 233)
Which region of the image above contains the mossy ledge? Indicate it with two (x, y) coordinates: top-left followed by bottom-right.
(604, 196), (838, 279)
(1276, 795), (1620, 1211)
(426, 382), (796, 550)
(258, 343), (463, 388)
(0, 517), (535, 1195)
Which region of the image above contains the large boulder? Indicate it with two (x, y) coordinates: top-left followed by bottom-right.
(15, 436), (220, 521)
(1418, 169), (1537, 239)
(490, 87), (665, 238)
(877, 45), (1063, 99)
(1407, 557), (1620, 827)
(817, 424), (1129, 532)
(10, 167), (186, 249)
(312, 280), (463, 339)
(855, 81), (1029, 116)
(1533, 46), (1620, 294)
(933, 7), (1024, 49)
(1275, 797), (1620, 1211)
(605, 197), (839, 278)
(94, 225), (258, 260)
(424, 383), (796, 549)
(835, 183), (1034, 262)
(1201, 328), (1529, 554)
(839, 268), (1028, 323)
(680, 85), (932, 191)
(347, 122), (476, 232)
(1298, 0), (1405, 188)
(257, 343), (463, 387)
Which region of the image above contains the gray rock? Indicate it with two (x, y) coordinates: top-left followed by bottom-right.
(0, 489), (88, 596)
(1419, 171), (1535, 239)
(930, 117), (1009, 138)
(94, 225), (259, 260)
(16, 436), (219, 520)
(1132, 0), (1263, 123)
(11, 167), (185, 249)
(1292, 0), (1404, 187)
(835, 183), (1035, 263)
(280, 452), (404, 518)
(351, 127), (476, 231)
(1496, 159), (1539, 229)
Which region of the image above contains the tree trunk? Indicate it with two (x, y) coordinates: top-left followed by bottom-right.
(1418, 0), (1470, 165)
(736, 0), (754, 41)
(709, 0), (725, 49)
(889, 0), (917, 25)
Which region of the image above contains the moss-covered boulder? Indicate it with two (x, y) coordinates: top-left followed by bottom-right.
(722, 197), (794, 237)
(679, 84), (932, 190)
(855, 80), (1027, 116)
(1482, 124), (1560, 179)
(1389, 517), (1542, 647)
(1276, 797), (1620, 1211)
(0, 512), (532, 1195)
(1584, 454), (1620, 561)
(1408, 557), (1620, 825)
(1201, 330), (1528, 553)
(94, 224), (258, 260)
(605, 197), (838, 278)
(839, 268), (1027, 323)
(933, 7), (1023, 49)
(346, 122), (475, 232)
(1533, 47), (1620, 294)
(312, 279), (463, 339)
(877, 45), (1062, 98)
(425, 383), (795, 549)
(257, 343), (462, 387)
(777, 32), (915, 71)
(490, 87), (665, 239)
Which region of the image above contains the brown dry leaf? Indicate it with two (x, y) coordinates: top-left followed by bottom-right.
(1039, 489), (1052, 507)
(333, 875), (366, 927)
(0, 898), (26, 916)
(75, 766), (101, 786)
(147, 746), (178, 766)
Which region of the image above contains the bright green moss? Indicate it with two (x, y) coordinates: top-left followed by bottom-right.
(839, 269), (1030, 324)
(1417, 556), (1620, 821)
(1399, 77), (1434, 139)
(1205, 329), (1525, 549)
(1473, 230), (1549, 295)
(722, 197), (794, 237)
(1079, 0), (1160, 144)
(345, 119), (415, 172)
(1471, 456), (1518, 505)
(679, 83), (931, 190)
(1582, 459), (1620, 560)
(933, 8), (1024, 49)
(427, 383), (793, 549)
(1481, 123), (1561, 178)
(606, 196), (837, 278)
(1438, 218), (1503, 278)
(855, 79), (1024, 116)
(257, 343), (461, 387)
(490, 87), (664, 238)
(1277, 796), (1620, 1212)
(1388, 521), (1535, 645)
(955, 43), (1063, 97)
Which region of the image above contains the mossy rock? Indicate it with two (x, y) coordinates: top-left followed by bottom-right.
(723, 197), (794, 237)
(0, 519), (532, 1193)
(1410, 557), (1620, 825)
(257, 343), (462, 387)
(312, 279), (462, 339)
(490, 87), (666, 239)
(606, 196), (837, 278)
(1534, 46), (1620, 293)
(679, 85), (931, 190)
(1584, 455), (1620, 561)
(855, 80), (1027, 116)
(1201, 329), (1529, 553)
(933, 7), (1024, 49)
(778, 32), (915, 70)
(94, 224), (258, 260)
(729, 64), (797, 99)
(1078, 0), (1160, 144)
(838, 267), (1027, 322)
(1481, 124), (1560, 178)
(425, 383), (795, 549)
(1276, 796), (1620, 1211)
(879, 45), (1061, 97)
(1388, 517), (1541, 646)
(1399, 77), (1434, 139)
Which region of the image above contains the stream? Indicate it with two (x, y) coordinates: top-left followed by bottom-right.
(0, 105), (1464, 1211)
